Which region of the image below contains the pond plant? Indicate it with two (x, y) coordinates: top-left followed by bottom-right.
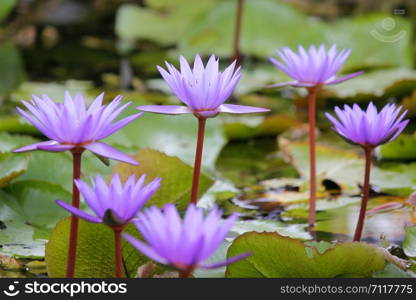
(269, 44), (363, 229)
(13, 93), (142, 277)
(124, 204), (250, 278)
(56, 174), (161, 277)
(326, 102), (409, 241)
(137, 55), (269, 204)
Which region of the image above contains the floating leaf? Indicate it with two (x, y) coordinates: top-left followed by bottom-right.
(46, 218), (156, 278)
(325, 68), (416, 101)
(11, 81), (94, 103)
(115, 1), (215, 48)
(114, 149), (213, 211)
(177, 1), (411, 70)
(0, 133), (38, 188)
(16, 150), (113, 193)
(226, 232), (391, 278)
(0, 180), (71, 258)
(403, 226), (416, 258)
(379, 134), (416, 160)
(3, 181), (71, 239)
(373, 263), (415, 278)
(46, 218), (120, 277)
(230, 220), (310, 240)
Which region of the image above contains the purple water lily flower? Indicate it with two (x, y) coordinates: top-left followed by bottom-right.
(326, 102), (408, 242)
(269, 44), (363, 229)
(124, 204), (250, 277)
(325, 102), (409, 147)
(269, 44), (363, 88)
(137, 55), (269, 205)
(137, 54), (269, 118)
(14, 92), (141, 165)
(56, 174), (161, 226)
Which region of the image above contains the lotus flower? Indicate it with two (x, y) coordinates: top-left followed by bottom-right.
(137, 54), (269, 118)
(325, 102), (408, 147)
(124, 204), (250, 277)
(56, 174), (161, 226)
(269, 44), (363, 88)
(14, 92), (141, 165)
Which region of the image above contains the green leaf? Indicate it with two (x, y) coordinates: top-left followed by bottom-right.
(115, 1), (215, 49)
(326, 68), (416, 101)
(0, 133), (38, 188)
(230, 220), (311, 240)
(46, 218), (118, 278)
(177, 1), (411, 70)
(0, 42), (25, 96)
(114, 148), (213, 211)
(46, 217), (162, 278)
(3, 181), (71, 237)
(379, 134), (416, 160)
(0, 0), (16, 22)
(0, 180), (71, 258)
(11, 81), (94, 103)
(226, 232), (390, 278)
(373, 263), (415, 278)
(16, 150), (113, 193)
(0, 116), (40, 135)
(403, 226), (416, 258)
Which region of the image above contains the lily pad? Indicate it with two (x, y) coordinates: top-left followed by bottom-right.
(226, 232), (392, 278)
(115, 0), (215, 50)
(373, 263), (416, 278)
(177, 1), (411, 70)
(325, 68), (416, 101)
(0, 180), (71, 258)
(378, 134), (416, 160)
(16, 150), (113, 193)
(403, 226), (416, 258)
(46, 218), (121, 278)
(11, 81), (94, 103)
(0, 133), (38, 188)
(114, 148), (213, 211)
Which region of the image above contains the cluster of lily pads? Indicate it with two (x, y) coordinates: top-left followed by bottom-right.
(13, 44), (409, 278)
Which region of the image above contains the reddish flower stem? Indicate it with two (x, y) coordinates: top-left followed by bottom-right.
(232, 0), (245, 65)
(307, 87), (319, 230)
(353, 146), (373, 242)
(190, 117), (206, 205)
(113, 225), (124, 278)
(179, 269), (192, 278)
(66, 148), (84, 278)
